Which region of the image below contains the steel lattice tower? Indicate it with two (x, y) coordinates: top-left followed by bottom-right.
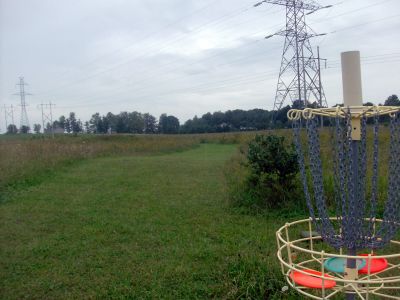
(16, 77), (30, 129)
(255, 0), (330, 113)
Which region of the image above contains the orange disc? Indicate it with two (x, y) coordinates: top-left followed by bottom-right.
(358, 254), (388, 274)
(290, 269), (336, 289)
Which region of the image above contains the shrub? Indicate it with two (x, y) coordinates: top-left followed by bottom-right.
(246, 135), (299, 208)
(226, 134), (301, 210)
(247, 135), (298, 185)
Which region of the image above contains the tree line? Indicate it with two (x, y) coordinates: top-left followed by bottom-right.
(4, 95), (399, 135)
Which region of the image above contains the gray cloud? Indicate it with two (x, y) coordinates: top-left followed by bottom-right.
(1, 0), (399, 131)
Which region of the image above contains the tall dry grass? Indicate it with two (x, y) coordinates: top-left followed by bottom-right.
(1, 127), (391, 203)
(224, 126), (392, 209)
(0, 134), (191, 190)
(0, 131), (269, 191)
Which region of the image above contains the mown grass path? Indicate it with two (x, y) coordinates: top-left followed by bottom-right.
(1, 144), (295, 299)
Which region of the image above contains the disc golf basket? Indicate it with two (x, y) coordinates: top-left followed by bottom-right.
(276, 51), (400, 299)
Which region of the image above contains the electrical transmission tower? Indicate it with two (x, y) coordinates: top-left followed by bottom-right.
(254, 0), (330, 115)
(15, 77), (31, 130)
(3, 104), (16, 128)
(38, 102), (55, 137)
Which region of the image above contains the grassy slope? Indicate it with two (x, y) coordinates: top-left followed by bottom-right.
(0, 144), (301, 299)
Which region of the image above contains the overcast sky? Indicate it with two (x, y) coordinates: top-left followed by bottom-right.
(0, 0), (399, 132)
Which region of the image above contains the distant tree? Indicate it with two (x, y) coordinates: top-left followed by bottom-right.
(64, 118), (71, 133)
(6, 124), (18, 134)
(89, 112), (108, 133)
(53, 115), (66, 130)
(159, 114), (180, 134)
(308, 101), (320, 108)
(84, 121), (90, 133)
(384, 95), (400, 106)
(115, 112), (129, 133)
(105, 112), (115, 132)
(53, 115), (67, 133)
(33, 123), (41, 134)
(274, 105), (291, 128)
(45, 122), (52, 133)
(292, 99), (304, 109)
(212, 111), (227, 131)
(129, 111), (144, 133)
(181, 108), (274, 133)
(20, 125), (30, 134)
(364, 102), (375, 106)
(143, 113), (157, 133)
(65, 112), (82, 134)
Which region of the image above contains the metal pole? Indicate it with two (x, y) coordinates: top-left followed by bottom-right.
(293, 5), (303, 107)
(49, 101), (54, 139)
(40, 103), (45, 134)
(341, 50), (363, 300)
(317, 46), (323, 127)
(345, 142), (359, 300)
(11, 105), (14, 125)
(301, 41), (308, 107)
(3, 105), (8, 129)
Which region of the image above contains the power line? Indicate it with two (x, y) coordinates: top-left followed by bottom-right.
(26, 0), (398, 117)
(45, 40), (282, 108)
(36, 2), (257, 96)
(36, 5), (287, 101)
(37, 0), (391, 102)
(327, 57), (400, 68)
(309, 0), (394, 24)
(41, 0), (223, 84)
(327, 52), (400, 64)
(330, 13), (400, 34)
(45, 70), (279, 111)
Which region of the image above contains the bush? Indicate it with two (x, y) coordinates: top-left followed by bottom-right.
(247, 135), (299, 208)
(226, 134), (302, 210)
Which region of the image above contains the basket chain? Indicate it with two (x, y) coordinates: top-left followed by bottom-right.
(292, 110), (400, 250)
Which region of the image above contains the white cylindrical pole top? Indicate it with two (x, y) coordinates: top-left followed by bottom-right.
(341, 51), (363, 107)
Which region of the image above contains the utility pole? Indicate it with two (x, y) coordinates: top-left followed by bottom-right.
(15, 77), (31, 131)
(254, 0), (330, 124)
(38, 102), (55, 138)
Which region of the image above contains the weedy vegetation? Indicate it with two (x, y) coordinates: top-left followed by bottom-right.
(0, 128), (393, 299)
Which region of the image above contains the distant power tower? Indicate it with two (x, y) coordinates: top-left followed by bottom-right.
(38, 102), (55, 137)
(3, 104), (16, 128)
(254, 0), (330, 114)
(15, 77), (31, 129)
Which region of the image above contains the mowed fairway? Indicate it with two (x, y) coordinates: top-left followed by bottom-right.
(1, 144), (295, 299)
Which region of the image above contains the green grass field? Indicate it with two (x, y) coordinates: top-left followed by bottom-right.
(0, 144), (302, 299)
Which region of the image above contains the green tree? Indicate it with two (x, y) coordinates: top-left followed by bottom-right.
(6, 124), (18, 134)
(33, 124), (41, 134)
(115, 112), (129, 133)
(143, 113), (157, 133)
(44, 122), (52, 133)
(384, 94), (400, 106)
(128, 111), (144, 133)
(159, 114), (180, 134)
(274, 105), (291, 128)
(20, 125), (30, 134)
(54, 115), (66, 129)
(246, 135), (299, 208)
(89, 112), (109, 133)
(66, 112), (82, 134)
